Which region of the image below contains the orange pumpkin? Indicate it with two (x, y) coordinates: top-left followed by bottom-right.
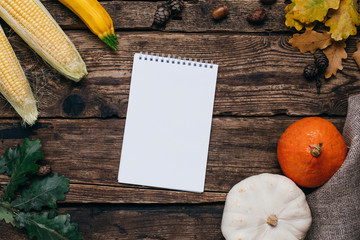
(277, 117), (347, 188)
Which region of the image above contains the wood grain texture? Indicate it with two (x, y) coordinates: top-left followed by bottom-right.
(0, 117), (345, 203)
(0, 31), (359, 120)
(0, 1), (355, 239)
(0, 204), (225, 239)
(43, 0), (288, 33)
(64, 204), (225, 240)
(0, 223), (27, 240)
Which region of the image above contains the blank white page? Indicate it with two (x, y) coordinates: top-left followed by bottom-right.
(118, 53), (218, 193)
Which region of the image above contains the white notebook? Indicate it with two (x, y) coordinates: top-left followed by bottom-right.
(118, 53), (218, 193)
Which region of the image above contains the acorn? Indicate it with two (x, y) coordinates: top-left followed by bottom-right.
(212, 5), (229, 20)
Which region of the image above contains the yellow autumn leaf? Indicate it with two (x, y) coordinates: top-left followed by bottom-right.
(285, 2), (304, 31)
(293, 0), (340, 24)
(323, 40), (347, 78)
(325, 0), (360, 41)
(289, 29), (332, 54)
(352, 42), (360, 69)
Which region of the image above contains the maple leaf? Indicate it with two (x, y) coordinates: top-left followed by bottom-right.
(293, 0), (340, 24)
(15, 212), (82, 240)
(352, 42), (360, 69)
(285, 2), (304, 31)
(11, 173), (69, 212)
(1, 138), (42, 201)
(323, 40), (347, 78)
(289, 29), (332, 53)
(325, 0), (360, 41)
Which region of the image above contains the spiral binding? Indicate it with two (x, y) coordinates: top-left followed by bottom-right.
(138, 52), (214, 69)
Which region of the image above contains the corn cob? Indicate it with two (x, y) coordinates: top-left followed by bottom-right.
(0, 0), (88, 81)
(0, 25), (37, 125)
(58, 0), (118, 50)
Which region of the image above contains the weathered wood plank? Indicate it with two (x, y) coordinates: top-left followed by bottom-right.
(0, 204), (225, 239)
(0, 174), (226, 203)
(64, 184), (227, 204)
(42, 0), (288, 33)
(0, 32), (359, 120)
(0, 223), (27, 240)
(64, 204), (225, 240)
(0, 117), (345, 203)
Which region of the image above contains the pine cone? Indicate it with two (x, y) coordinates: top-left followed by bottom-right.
(316, 78), (322, 94)
(303, 64), (318, 81)
(37, 165), (52, 177)
(314, 51), (329, 73)
(154, 4), (171, 25)
(169, 0), (184, 15)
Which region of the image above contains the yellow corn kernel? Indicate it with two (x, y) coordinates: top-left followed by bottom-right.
(0, 24), (37, 125)
(0, 0), (87, 81)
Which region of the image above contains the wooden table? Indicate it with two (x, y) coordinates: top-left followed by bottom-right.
(0, 0), (359, 239)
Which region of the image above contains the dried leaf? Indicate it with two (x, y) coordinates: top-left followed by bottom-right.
(305, 23), (316, 31)
(352, 42), (360, 69)
(289, 30), (332, 54)
(285, 2), (304, 31)
(323, 40), (347, 78)
(293, 0), (340, 24)
(325, 0), (360, 41)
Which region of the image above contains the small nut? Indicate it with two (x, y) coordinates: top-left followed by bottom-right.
(212, 5), (229, 20)
(37, 165), (52, 177)
(247, 8), (267, 24)
(260, 0), (277, 4)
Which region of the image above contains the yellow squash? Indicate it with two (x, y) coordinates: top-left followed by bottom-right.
(59, 0), (119, 50)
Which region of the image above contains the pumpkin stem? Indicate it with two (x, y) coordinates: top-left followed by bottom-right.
(310, 143), (323, 157)
(266, 214), (278, 227)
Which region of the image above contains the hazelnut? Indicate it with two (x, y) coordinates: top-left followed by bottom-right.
(212, 5), (229, 20)
(247, 8), (267, 24)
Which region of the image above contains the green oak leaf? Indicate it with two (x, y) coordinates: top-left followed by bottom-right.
(2, 138), (43, 201)
(11, 173), (69, 212)
(14, 212), (82, 240)
(0, 203), (15, 226)
(0, 156), (7, 174)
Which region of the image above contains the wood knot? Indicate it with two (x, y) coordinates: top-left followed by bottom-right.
(62, 94), (85, 117)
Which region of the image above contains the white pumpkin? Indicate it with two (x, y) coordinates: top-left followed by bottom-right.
(221, 173), (312, 240)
